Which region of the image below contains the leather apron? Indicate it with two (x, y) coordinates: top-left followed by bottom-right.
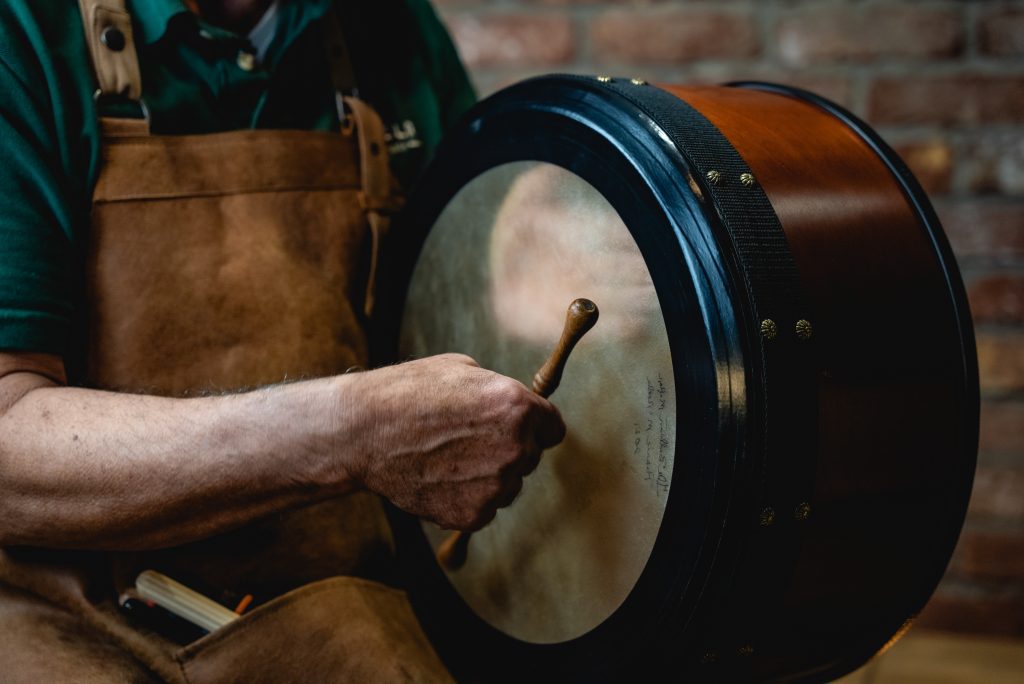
(0, 2), (452, 682)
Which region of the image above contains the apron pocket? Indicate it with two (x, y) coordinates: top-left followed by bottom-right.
(175, 576), (452, 684)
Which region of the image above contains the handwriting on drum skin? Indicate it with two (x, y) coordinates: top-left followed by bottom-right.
(634, 374), (670, 497)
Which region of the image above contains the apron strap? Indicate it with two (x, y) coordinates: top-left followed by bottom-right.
(344, 96), (403, 318)
(78, 0), (144, 102)
(326, 8), (402, 318)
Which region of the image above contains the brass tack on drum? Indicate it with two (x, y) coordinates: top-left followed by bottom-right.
(705, 169), (722, 186)
(795, 319), (813, 341)
(795, 502), (812, 521)
(760, 318), (778, 340)
(596, 75), (613, 83)
(740, 172), (756, 187)
(738, 645), (754, 657)
(760, 507), (776, 526)
(630, 78), (648, 86)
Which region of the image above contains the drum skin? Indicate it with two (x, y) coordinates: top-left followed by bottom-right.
(374, 76), (978, 683)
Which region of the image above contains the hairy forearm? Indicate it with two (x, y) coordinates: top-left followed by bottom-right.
(0, 351), (563, 551)
(0, 373), (362, 550)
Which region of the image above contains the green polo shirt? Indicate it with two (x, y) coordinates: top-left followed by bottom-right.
(0, 0), (475, 355)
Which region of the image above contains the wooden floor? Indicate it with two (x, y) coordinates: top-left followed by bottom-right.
(834, 630), (1024, 683)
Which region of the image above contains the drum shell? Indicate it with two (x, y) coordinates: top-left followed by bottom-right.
(664, 82), (977, 680)
(377, 76), (978, 683)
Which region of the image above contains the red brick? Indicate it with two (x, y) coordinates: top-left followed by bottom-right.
(868, 75), (1024, 126)
(976, 333), (1024, 395)
(979, 401), (1024, 454)
(591, 9), (759, 64)
(937, 201), (1024, 263)
(891, 138), (953, 196)
(954, 531), (1024, 582)
(979, 7), (1024, 57)
(521, 0), (646, 5)
(778, 6), (963, 65)
(446, 14), (575, 68)
(969, 464), (1024, 520)
(962, 132), (1024, 197)
(917, 591), (1024, 637)
(969, 275), (1024, 324)
(522, 0), (682, 5)
(469, 71), (527, 98)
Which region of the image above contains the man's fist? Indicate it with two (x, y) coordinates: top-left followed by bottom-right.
(348, 354), (565, 530)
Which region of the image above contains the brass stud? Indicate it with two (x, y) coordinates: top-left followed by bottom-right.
(795, 319), (813, 341)
(596, 75), (613, 83)
(794, 502), (812, 521)
(630, 77), (648, 86)
(705, 169), (722, 185)
(701, 651), (718, 665)
(738, 645), (754, 657)
(740, 172), (756, 187)
(760, 318), (778, 340)
(759, 507), (776, 526)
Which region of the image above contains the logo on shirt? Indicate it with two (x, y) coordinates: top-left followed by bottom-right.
(386, 120), (422, 155)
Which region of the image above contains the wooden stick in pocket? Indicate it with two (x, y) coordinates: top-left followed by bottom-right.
(135, 570), (240, 633)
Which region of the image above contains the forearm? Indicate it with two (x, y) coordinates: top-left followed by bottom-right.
(0, 373), (362, 550)
(0, 351), (564, 550)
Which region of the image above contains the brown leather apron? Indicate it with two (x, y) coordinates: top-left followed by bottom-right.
(0, 2), (452, 681)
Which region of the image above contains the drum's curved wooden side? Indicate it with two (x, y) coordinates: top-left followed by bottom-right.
(665, 84), (978, 680)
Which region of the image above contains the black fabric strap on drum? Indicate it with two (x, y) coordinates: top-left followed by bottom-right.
(557, 75), (819, 674)
(599, 80), (804, 337)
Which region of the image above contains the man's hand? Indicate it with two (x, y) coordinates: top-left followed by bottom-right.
(349, 354), (565, 531)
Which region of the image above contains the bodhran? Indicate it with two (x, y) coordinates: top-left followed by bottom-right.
(375, 76), (978, 682)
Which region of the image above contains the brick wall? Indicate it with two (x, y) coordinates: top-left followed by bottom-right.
(434, 0), (1024, 638)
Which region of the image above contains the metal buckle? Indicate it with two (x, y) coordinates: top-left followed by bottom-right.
(335, 89), (360, 133)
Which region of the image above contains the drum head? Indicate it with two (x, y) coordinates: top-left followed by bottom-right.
(401, 161), (676, 644)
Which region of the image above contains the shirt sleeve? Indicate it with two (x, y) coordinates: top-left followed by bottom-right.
(0, 21), (84, 355)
